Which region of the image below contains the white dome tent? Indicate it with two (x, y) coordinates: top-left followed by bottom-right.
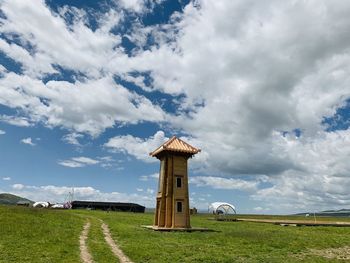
(209, 202), (236, 216)
(33, 201), (50, 208)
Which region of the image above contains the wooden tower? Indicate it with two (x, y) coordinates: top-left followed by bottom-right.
(150, 136), (200, 229)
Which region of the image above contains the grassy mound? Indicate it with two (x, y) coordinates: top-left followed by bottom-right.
(0, 193), (33, 205)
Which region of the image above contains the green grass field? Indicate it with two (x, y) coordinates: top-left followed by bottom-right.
(1, 205), (350, 262)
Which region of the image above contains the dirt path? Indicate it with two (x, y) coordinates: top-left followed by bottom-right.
(237, 218), (350, 226)
(101, 222), (134, 263)
(80, 221), (94, 263)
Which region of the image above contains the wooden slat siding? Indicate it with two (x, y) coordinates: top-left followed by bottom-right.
(165, 156), (173, 228)
(158, 157), (167, 227)
(151, 136), (199, 229)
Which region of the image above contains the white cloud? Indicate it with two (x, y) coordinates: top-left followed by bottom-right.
(0, 129), (5, 135)
(0, 0), (122, 78)
(0, 115), (32, 127)
(20, 137), (36, 146)
(252, 129), (350, 213)
(71, 157), (99, 165)
(117, 0), (164, 14)
(125, 0), (350, 166)
(97, 156), (122, 169)
(58, 156), (99, 168)
(12, 183), (24, 190)
(62, 133), (84, 146)
(57, 156), (120, 170)
(190, 176), (259, 192)
(0, 1), (166, 136)
(2, 177), (11, 181)
(139, 173), (159, 181)
(57, 160), (85, 168)
(125, 0), (350, 211)
(118, 0), (145, 13)
(104, 131), (168, 162)
(1, 0), (350, 212)
(0, 74), (166, 136)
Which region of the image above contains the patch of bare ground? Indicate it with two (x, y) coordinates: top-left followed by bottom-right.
(80, 221), (94, 263)
(309, 246), (350, 260)
(101, 222), (134, 263)
(293, 246), (350, 261)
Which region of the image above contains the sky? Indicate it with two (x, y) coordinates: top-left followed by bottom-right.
(0, 0), (350, 214)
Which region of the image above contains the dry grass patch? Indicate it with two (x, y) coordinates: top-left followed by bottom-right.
(308, 246), (350, 260)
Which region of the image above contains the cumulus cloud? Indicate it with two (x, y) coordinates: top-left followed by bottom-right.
(2, 177), (11, 181)
(140, 0), (350, 172)
(0, 1), (166, 136)
(118, 0), (145, 13)
(0, 129), (5, 135)
(104, 131), (168, 162)
(190, 176), (259, 192)
(0, 73), (166, 136)
(0, 0), (122, 77)
(20, 137), (36, 146)
(126, 0), (350, 211)
(252, 129), (350, 213)
(1, 0), (350, 212)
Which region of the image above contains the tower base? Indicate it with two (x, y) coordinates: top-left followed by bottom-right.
(141, 225), (214, 232)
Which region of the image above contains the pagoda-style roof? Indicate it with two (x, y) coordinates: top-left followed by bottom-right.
(150, 136), (201, 157)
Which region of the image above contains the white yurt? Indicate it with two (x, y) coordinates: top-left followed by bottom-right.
(33, 201), (50, 208)
(209, 202), (236, 215)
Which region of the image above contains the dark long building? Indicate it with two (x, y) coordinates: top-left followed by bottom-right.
(71, 201), (145, 213)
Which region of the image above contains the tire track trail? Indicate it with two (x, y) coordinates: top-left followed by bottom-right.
(101, 222), (133, 263)
(80, 221), (94, 263)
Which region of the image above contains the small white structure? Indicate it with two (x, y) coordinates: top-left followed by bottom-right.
(209, 202), (236, 215)
(33, 202), (50, 208)
(51, 204), (64, 209)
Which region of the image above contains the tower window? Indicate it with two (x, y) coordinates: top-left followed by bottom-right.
(176, 177), (182, 188)
(158, 159), (165, 193)
(176, 201), (183, 213)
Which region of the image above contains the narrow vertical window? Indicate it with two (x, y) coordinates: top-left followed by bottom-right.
(177, 201), (183, 213)
(176, 177), (182, 188)
(158, 159), (165, 192)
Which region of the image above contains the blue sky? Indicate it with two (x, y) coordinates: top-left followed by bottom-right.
(1, 0), (350, 214)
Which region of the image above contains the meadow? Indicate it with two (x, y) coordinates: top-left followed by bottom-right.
(1, 205), (350, 262)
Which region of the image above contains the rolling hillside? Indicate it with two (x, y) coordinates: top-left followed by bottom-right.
(0, 193), (33, 205)
(296, 209), (350, 217)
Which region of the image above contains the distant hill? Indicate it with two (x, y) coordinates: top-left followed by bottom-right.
(296, 209), (350, 217)
(0, 193), (34, 205)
